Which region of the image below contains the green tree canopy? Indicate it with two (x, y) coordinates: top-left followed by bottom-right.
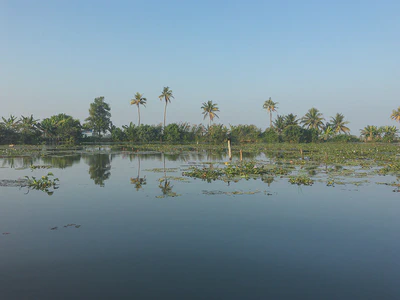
(41, 114), (82, 143)
(84, 97), (112, 137)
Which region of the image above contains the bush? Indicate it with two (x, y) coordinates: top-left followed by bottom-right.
(329, 134), (359, 143)
(262, 128), (280, 143)
(230, 125), (262, 143)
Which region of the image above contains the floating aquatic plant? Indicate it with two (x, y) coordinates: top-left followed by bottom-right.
(289, 175), (314, 186)
(25, 172), (59, 195)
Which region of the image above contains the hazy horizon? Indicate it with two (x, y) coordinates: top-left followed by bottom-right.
(1, 0), (399, 134)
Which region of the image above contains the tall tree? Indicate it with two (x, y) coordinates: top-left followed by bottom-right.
(84, 97), (112, 137)
(159, 87), (174, 129)
(301, 108), (325, 130)
(130, 93), (147, 126)
(263, 97), (278, 128)
(201, 100), (220, 127)
(330, 113), (350, 134)
(391, 107), (400, 123)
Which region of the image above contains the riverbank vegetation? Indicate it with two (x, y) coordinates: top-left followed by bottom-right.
(0, 91), (398, 145)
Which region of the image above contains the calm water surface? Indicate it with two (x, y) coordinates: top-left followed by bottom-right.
(0, 150), (399, 299)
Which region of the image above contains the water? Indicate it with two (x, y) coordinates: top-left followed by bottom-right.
(0, 150), (399, 299)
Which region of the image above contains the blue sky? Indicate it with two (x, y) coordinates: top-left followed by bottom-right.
(1, 0), (399, 134)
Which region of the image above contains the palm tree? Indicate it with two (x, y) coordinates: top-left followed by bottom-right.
(330, 113), (350, 134)
(19, 115), (39, 134)
(1, 115), (20, 131)
(273, 115), (285, 133)
(130, 93), (147, 126)
(1, 115), (20, 144)
(201, 100), (220, 127)
(159, 87), (174, 129)
(391, 107), (400, 123)
(360, 125), (378, 141)
(301, 108), (324, 130)
(19, 115), (40, 144)
(320, 125), (334, 141)
(380, 125), (399, 142)
(284, 114), (299, 127)
(263, 97), (278, 128)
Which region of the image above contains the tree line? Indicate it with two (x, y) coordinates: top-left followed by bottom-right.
(1, 87), (399, 145)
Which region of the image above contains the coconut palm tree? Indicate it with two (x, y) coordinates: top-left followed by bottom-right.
(391, 107), (400, 123)
(360, 125), (378, 141)
(159, 87), (174, 129)
(263, 97), (278, 128)
(130, 93), (147, 126)
(320, 125), (334, 141)
(330, 113), (350, 134)
(201, 100), (220, 127)
(273, 115), (285, 133)
(284, 114), (299, 127)
(301, 108), (325, 130)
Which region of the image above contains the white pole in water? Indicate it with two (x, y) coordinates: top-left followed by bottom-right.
(228, 139), (232, 161)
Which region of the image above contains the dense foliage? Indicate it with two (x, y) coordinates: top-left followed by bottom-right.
(0, 93), (398, 145)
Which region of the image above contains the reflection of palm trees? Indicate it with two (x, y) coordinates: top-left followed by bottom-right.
(159, 179), (174, 195)
(130, 156), (146, 191)
(83, 154), (111, 187)
(158, 153), (178, 197)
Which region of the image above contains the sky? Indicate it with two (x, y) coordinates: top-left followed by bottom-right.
(1, 0), (399, 134)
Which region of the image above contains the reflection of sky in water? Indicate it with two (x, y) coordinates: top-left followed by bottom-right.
(0, 152), (399, 299)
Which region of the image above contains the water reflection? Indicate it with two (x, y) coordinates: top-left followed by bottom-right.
(42, 154), (81, 169)
(1, 156), (34, 169)
(157, 154), (178, 198)
(83, 154), (111, 187)
(130, 156), (146, 191)
(262, 175), (274, 186)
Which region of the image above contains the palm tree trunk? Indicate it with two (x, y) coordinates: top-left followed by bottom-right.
(164, 101), (167, 130)
(270, 111), (272, 128)
(138, 105), (141, 126)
